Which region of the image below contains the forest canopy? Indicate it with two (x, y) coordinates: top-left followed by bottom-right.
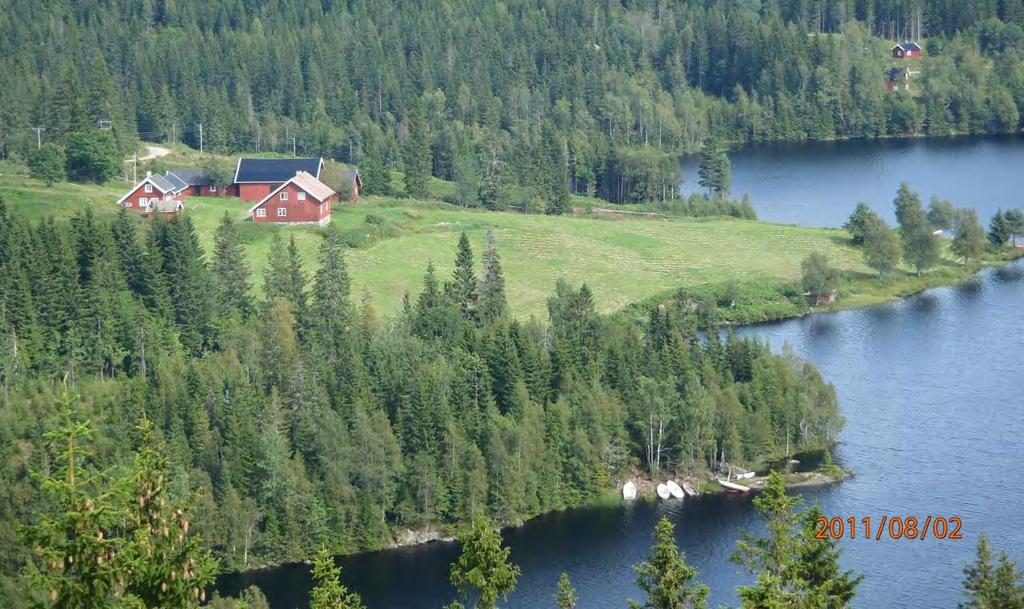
(1, 0), (1023, 203)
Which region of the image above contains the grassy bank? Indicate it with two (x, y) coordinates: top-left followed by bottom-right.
(1, 160), (1020, 323)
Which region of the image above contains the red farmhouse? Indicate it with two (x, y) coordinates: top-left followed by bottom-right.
(247, 171), (337, 225)
(117, 172), (185, 214)
(166, 169), (220, 197)
(891, 42), (922, 58)
(231, 157), (325, 202)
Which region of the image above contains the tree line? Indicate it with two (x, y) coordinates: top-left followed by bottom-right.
(0, 200), (843, 605)
(2, 0), (1024, 207)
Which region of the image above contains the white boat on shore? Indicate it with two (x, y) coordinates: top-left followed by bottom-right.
(656, 483), (671, 499)
(717, 479), (752, 493)
(622, 481), (637, 500)
(666, 480), (685, 499)
(735, 471), (756, 480)
(682, 482), (699, 497)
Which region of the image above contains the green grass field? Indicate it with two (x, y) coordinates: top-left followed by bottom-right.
(5, 156), (1006, 321)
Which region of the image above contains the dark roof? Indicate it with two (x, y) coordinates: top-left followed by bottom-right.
(164, 172), (189, 191)
(233, 158), (323, 183)
(902, 42), (922, 51)
(885, 67), (908, 80)
(167, 168), (214, 187)
(340, 169), (361, 184)
(148, 174), (178, 192)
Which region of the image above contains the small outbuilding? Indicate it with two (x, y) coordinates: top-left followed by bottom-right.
(891, 42), (922, 58)
(166, 169), (220, 197)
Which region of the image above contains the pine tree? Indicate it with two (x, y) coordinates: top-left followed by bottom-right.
(989, 210), (1012, 247)
(449, 517), (520, 609)
(212, 213), (253, 320)
(842, 203), (874, 245)
(479, 229), (508, 324)
(403, 102), (432, 199)
(310, 225), (353, 369)
(628, 517), (708, 609)
(309, 548), (366, 609)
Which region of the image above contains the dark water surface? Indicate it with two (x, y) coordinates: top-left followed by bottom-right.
(218, 261), (1024, 609)
(679, 135), (1024, 227)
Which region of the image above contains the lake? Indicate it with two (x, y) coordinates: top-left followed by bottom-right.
(679, 135), (1024, 227)
(218, 259), (1024, 609)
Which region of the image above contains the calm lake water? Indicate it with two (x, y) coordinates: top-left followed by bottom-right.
(679, 135), (1024, 227)
(218, 261), (1024, 609)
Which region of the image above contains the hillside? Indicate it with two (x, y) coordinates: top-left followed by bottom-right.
(0, 159), (874, 319)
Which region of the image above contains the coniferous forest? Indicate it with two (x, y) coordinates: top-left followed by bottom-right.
(0, 200), (843, 605)
(2, 0), (1024, 203)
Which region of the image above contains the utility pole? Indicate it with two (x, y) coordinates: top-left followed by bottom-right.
(133, 151), (138, 184)
(292, 137), (296, 156)
(30, 127), (44, 149)
(171, 123), (176, 143)
(199, 122), (204, 157)
(256, 126), (260, 154)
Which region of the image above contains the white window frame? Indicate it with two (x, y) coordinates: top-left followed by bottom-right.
(209, 184), (217, 192)
(138, 197), (147, 207)
(280, 191), (289, 201)
(144, 183), (153, 193)
(277, 208), (288, 217)
(297, 191), (307, 201)
(255, 208), (267, 218)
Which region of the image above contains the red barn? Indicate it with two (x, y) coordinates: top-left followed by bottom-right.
(117, 172), (186, 213)
(247, 171), (337, 225)
(166, 169), (220, 197)
(891, 42), (922, 58)
(231, 157), (325, 202)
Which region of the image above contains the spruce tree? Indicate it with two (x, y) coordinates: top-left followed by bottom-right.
(479, 229), (508, 324)
(403, 102), (432, 199)
(309, 548), (366, 609)
(449, 517), (520, 609)
(310, 225), (352, 368)
(360, 145), (392, 196)
(698, 136), (731, 199)
(28, 143), (66, 186)
(989, 210), (1012, 247)
(961, 535), (1024, 609)
(450, 232), (479, 321)
(212, 213), (253, 320)
(629, 517), (708, 609)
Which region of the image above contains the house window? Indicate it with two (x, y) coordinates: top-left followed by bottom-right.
(297, 191), (307, 201)
(210, 184), (217, 192)
(280, 191), (289, 201)
(137, 197), (146, 207)
(256, 208), (267, 218)
(277, 208), (288, 217)
(144, 183), (153, 193)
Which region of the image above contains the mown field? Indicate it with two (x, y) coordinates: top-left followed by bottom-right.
(0, 163), (874, 318)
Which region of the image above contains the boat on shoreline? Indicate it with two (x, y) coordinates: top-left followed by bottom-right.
(717, 479), (752, 493)
(666, 480), (685, 499)
(682, 482), (699, 497)
(622, 481), (637, 500)
(656, 483), (671, 499)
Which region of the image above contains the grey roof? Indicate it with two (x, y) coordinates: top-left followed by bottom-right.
(902, 42), (922, 51)
(167, 168), (214, 187)
(164, 172), (190, 191)
(148, 174), (178, 192)
(340, 169), (361, 183)
(149, 199), (183, 213)
(234, 158), (323, 183)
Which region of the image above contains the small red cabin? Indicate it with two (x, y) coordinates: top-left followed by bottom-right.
(247, 171), (337, 225)
(118, 172), (186, 213)
(891, 42), (922, 58)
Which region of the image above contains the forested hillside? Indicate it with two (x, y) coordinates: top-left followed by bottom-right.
(2, 0), (1023, 205)
(0, 201), (843, 605)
